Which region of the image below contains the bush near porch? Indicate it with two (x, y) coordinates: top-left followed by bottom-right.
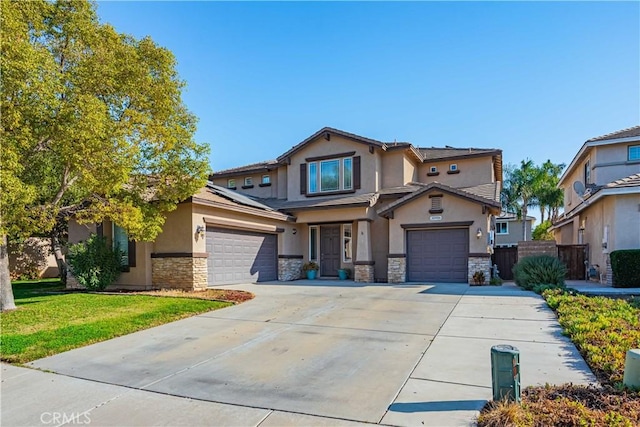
(610, 249), (640, 288)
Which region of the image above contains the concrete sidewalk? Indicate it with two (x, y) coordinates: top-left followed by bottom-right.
(1, 282), (595, 427)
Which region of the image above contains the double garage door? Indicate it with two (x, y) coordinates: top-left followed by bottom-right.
(206, 227), (277, 285)
(407, 228), (468, 283)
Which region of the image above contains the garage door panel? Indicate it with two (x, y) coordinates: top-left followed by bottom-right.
(206, 227), (277, 285)
(407, 228), (468, 283)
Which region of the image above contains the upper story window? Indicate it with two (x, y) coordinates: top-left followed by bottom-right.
(227, 179), (236, 189)
(244, 177), (253, 187)
(309, 157), (353, 194)
(262, 175), (270, 184)
(496, 222), (508, 235)
(449, 164), (458, 172)
(629, 145), (640, 161)
(430, 166), (437, 173)
(584, 160), (591, 184)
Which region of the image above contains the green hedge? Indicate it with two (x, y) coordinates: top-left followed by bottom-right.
(513, 255), (566, 291)
(610, 249), (640, 288)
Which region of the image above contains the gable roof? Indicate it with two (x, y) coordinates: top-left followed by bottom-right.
(211, 160), (281, 178)
(559, 125), (640, 185)
(377, 181), (501, 218)
(211, 127), (502, 179)
(277, 127), (386, 163)
(261, 192), (379, 212)
(419, 147), (501, 161)
(602, 173), (640, 189)
(586, 125), (640, 143)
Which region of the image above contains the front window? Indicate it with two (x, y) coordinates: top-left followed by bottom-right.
(309, 226), (318, 261)
(309, 157), (354, 194)
(262, 175), (270, 184)
(227, 179), (235, 188)
(343, 224), (352, 262)
(113, 224), (130, 268)
(496, 222), (508, 235)
(629, 145), (640, 161)
(244, 177), (253, 186)
(584, 160), (591, 184)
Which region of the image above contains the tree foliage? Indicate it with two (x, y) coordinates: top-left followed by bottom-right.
(0, 0), (209, 310)
(67, 234), (123, 291)
(501, 159), (565, 241)
(532, 220), (555, 241)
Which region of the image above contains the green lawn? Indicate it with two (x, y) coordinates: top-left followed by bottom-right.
(0, 280), (231, 364)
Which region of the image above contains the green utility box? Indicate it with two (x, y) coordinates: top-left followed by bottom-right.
(491, 344), (521, 403)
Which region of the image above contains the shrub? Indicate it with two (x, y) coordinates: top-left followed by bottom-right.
(67, 234), (123, 291)
(610, 249), (640, 288)
(532, 220), (554, 241)
(532, 283), (566, 294)
(489, 276), (503, 286)
(513, 255), (566, 290)
(472, 270), (485, 285)
(302, 261), (319, 272)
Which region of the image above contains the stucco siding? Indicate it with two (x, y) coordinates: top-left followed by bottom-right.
(211, 169), (280, 199)
(418, 156), (494, 188)
(286, 135), (381, 202)
(388, 194), (490, 255)
(613, 194), (640, 251)
(371, 216), (389, 281)
(153, 203), (194, 254)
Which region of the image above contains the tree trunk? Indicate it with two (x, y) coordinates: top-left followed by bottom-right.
(1, 234), (17, 312)
(51, 235), (67, 286)
(522, 205), (528, 241)
(540, 206), (546, 224)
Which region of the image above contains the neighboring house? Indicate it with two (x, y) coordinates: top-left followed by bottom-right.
(494, 213), (536, 247)
(551, 125), (640, 285)
(69, 127), (502, 288)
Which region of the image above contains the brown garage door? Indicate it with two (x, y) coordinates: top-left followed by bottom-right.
(407, 228), (469, 283)
(206, 227), (277, 285)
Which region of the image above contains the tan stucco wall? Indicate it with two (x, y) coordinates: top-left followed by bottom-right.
(613, 194), (640, 251)
(211, 169), (280, 199)
(592, 144), (640, 185)
(381, 150), (418, 188)
(561, 157), (590, 212)
(294, 206), (374, 224)
(286, 135), (382, 202)
(388, 192), (491, 254)
(371, 216), (389, 280)
(154, 203), (194, 253)
(277, 166), (287, 199)
(495, 220), (534, 245)
(68, 221), (97, 244)
(418, 156), (494, 188)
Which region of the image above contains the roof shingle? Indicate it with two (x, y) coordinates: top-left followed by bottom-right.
(587, 126), (640, 142)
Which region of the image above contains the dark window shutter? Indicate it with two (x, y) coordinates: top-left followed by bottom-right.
(96, 223), (103, 237)
(128, 240), (136, 267)
(353, 156), (361, 189)
(300, 163), (307, 195)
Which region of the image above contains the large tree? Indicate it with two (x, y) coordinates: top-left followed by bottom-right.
(1, 0), (209, 311)
(501, 160), (541, 241)
(535, 160), (565, 223)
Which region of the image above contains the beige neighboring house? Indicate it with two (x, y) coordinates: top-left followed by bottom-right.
(69, 127), (503, 288)
(552, 125), (640, 285)
(494, 213), (536, 247)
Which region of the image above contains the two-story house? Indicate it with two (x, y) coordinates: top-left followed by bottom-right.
(69, 127), (502, 289)
(552, 125), (640, 285)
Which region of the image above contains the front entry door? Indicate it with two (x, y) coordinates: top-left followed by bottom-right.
(320, 225), (341, 277)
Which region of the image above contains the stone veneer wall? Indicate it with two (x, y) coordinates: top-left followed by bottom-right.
(468, 256), (492, 284)
(278, 257), (303, 281)
(387, 256), (406, 283)
(517, 241), (558, 259)
(152, 256), (207, 290)
(354, 264), (375, 283)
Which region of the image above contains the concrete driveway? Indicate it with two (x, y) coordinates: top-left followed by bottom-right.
(4, 282), (594, 426)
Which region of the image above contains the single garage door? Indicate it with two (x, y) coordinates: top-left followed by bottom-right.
(407, 228), (468, 283)
(206, 227), (277, 285)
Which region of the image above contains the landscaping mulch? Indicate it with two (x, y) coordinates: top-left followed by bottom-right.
(478, 384), (640, 426)
(134, 289), (254, 304)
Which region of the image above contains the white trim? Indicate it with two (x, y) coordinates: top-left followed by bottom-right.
(556, 186), (640, 221)
(342, 223), (353, 263)
(309, 226), (319, 262)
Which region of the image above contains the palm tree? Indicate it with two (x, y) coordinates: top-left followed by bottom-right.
(502, 160), (541, 241)
(536, 160), (565, 223)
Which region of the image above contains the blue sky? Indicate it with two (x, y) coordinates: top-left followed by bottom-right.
(96, 1), (639, 173)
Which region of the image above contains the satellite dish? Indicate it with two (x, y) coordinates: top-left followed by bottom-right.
(573, 181), (585, 197)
